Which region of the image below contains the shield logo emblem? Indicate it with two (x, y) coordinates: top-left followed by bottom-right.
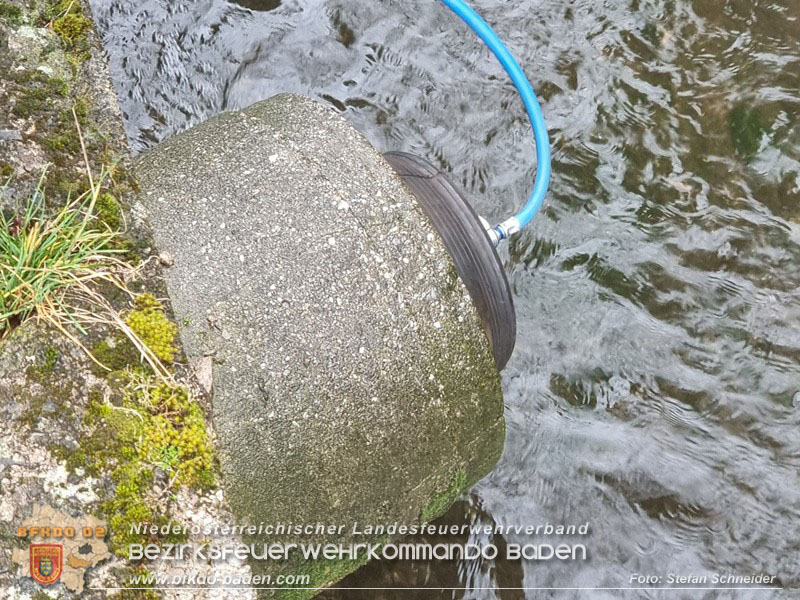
(30, 545), (62, 585)
(40, 557), (52, 576)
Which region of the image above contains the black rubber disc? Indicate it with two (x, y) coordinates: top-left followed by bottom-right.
(384, 152), (516, 371)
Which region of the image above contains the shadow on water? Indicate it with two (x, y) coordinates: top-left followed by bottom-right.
(228, 0), (281, 12)
(88, 0), (800, 595)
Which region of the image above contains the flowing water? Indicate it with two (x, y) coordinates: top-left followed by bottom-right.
(89, 0), (800, 596)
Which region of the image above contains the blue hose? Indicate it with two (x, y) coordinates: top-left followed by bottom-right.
(441, 0), (551, 240)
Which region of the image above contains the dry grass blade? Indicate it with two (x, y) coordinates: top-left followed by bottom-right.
(0, 111), (172, 382)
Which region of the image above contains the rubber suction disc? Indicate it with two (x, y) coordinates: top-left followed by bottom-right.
(384, 152), (516, 371)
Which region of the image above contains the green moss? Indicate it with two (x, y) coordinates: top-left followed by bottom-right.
(71, 95), (89, 121)
(59, 388), (151, 556)
(0, 1), (23, 25)
(48, 0), (91, 52)
(26, 345), (60, 382)
(95, 400), (142, 442)
(93, 293), (181, 379)
(41, 99), (89, 154)
(44, 345), (60, 370)
(420, 469), (468, 523)
(8, 68), (68, 92)
(53, 372), (217, 558)
(16, 376), (78, 430)
(116, 567), (160, 600)
(12, 87), (53, 119)
(105, 463), (154, 556)
(134, 382), (216, 489)
(117, 237), (141, 265)
(53, 12), (90, 47)
(126, 295), (179, 363)
(95, 376), (217, 555)
(0, 163), (14, 180)
(43, 130), (80, 153)
(40, 0), (76, 24)
(34, 0), (92, 67)
(49, 386), (146, 554)
(41, 166), (87, 200)
(92, 336), (141, 373)
(15, 354), (79, 428)
(8, 71), (69, 119)
(18, 391), (48, 430)
(52, 387), (135, 473)
(95, 192), (122, 230)
(152, 514), (188, 545)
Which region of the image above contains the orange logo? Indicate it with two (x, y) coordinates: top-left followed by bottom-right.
(30, 544), (62, 585)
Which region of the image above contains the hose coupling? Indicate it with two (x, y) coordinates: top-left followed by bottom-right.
(482, 216), (521, 247)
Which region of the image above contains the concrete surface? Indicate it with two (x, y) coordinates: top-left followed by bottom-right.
(0, 2), (255, 596)
(134, 94), (505, 590)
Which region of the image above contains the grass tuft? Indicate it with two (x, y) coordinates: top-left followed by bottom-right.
(0, 109), (172, 380)
(0, 169), (124, 336)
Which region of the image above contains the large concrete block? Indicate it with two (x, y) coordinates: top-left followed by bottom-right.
(134, 93), (504, 591)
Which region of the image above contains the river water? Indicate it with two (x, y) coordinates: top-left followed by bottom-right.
(89, 0), (800, 596)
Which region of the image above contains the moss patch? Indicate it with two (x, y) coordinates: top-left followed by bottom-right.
(41, 98), (89, 155)
(54, 373), (217, 558)
(105, 463), (155, 556)
(126, 295), (179, 363)
(116, 566), (160, 600)
(40, 0), (91, 58)
(134, 381), (216, 489)
(92, 335), (142, 372)
(18, 390), (50, 430)
(0, 1), (23, 25)
(91, 294), (179, 372)
(0, 162), (15, 180)
(420, 469), (468, 523)
(10, 71), (70, 119)
(26, 345), (60, 382)
(17, 375), (77, 430)
(52, 12), (91, 49)
(95, 192), (123, 230)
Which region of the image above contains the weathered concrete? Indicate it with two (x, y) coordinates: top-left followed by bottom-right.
(135, 94), (505, 590)
(0, 1), (253, 597)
